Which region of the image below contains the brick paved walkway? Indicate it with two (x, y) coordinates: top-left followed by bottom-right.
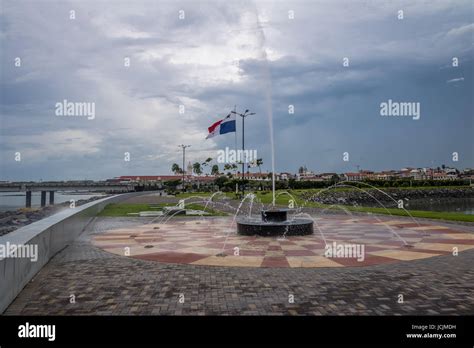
(5, 217), (474, 315)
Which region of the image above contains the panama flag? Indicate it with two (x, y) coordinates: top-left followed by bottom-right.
(205, 113), (236, 139)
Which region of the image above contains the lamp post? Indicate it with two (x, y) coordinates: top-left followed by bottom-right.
(231, 109), (255, 195)
(178, 144), (191, 192)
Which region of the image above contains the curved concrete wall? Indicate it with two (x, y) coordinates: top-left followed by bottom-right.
(0, 192), (147, 313)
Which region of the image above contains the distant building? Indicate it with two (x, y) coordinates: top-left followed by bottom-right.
(115, 175), (216, 185)
(113, 165), (466, 185)
(278, 172), (294, 181)
(374, 171), (397, 180)
(432, 172), (457, 180)
(319, 173), (338, 180)
(243, 172), (271, 181)
(343, 172), (364, 181)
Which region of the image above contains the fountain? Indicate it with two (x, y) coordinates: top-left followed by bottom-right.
(233, 20), (313, 237)
(237, 208), (313, 236)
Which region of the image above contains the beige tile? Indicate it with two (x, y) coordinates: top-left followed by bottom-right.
(412, 226), (449, 230)
(265, 250), (286, 257)
(403, 238), (424, 243)
(374, 244), (405, 249)
(372, 220), (406, 226)
(93, 238), (137, 245)
(287, 256), (343, 268)
(413, 243), (474, 252)
(192, 256), (263, 267)
(437, 233), (474, 240)
(369, 249), (438, 260)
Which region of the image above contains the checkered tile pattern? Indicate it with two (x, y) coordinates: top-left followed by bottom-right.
(92, 216), (474, 268)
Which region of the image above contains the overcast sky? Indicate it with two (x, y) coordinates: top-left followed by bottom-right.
(1, 0), (473, 180)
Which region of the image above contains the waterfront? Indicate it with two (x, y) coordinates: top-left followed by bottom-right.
(0, 192), (106, 211)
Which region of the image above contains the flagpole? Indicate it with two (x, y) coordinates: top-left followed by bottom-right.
(242, 111), (245, 192)
(230, 108), (255, 196)
(234, 105), (237, 161)
(234, 105), (238, 194)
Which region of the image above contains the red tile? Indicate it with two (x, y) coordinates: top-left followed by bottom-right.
(200, 242), (226, 249)
(331, 255), (397, 267)
(95, 244), (131, 249)
(285, 250), (316, 256)
(248, 241), (270, 246)
(135, 238), (163, 243)
(435, 228), (466, 234)
(406, 248), (448, 255)
(240, 250), (266, 256)
(261, 256), (290, 268)
(392, 223), (421, 228)
(301, 243), (324, 250)
(279, 241), (297, 245)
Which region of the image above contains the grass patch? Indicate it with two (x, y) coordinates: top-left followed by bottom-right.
(175, 192), (235, 199)
(98, 203), (227, 217)
(175, 189), (473, 222)
(342, 205), (474, 222)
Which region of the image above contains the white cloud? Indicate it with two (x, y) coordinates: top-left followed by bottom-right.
(447, 77), (465, 83)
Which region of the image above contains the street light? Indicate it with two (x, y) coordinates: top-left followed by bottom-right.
(178, 144), (191, 192)
(231, 109), (255, 194)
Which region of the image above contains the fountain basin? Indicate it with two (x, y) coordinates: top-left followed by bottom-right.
(237, 218), (313, 236)
(238, 208), (313, 236)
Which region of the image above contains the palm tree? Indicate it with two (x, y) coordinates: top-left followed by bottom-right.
(171, 163), (182, 174)
(224, 163), (232, 176)
(193, 162), (202, 175)
(211, 164), (219, 176)
(256, 158), (263, 173)
(223, 163), (238, 177)
(201, 157), (213, 174)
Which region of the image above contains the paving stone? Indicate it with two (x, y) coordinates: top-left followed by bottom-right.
(4, 216), (474, 315)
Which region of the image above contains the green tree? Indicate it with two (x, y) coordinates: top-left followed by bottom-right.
(256, 158), (263, 173)
(214, 175), (228, 188)
(163, 179), (181, 191)
(211, 164), (219, 176)
(171, 163), (182, 174)
(223, 163), (238, 177)
(193, 162), (202, 175)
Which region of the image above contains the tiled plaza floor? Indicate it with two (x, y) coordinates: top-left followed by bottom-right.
(92, 216), (474, 268)
(5, 215), (474, 315)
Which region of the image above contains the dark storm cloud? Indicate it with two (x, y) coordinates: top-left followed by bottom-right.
(0, 0), (472, 180)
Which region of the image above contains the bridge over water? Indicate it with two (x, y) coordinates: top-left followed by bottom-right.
(0, 182), (162, 207)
